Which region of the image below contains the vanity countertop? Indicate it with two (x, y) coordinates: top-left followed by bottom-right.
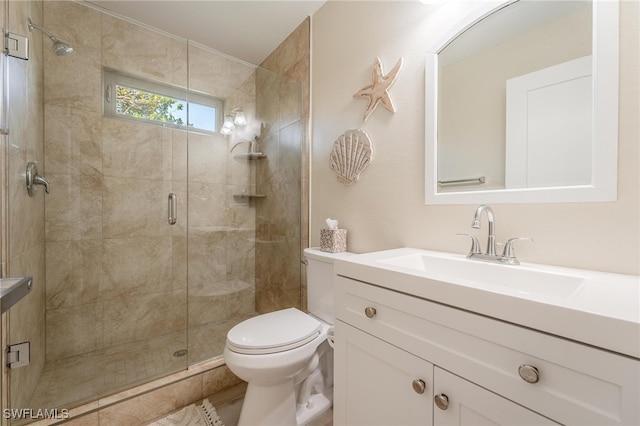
(334, 248), (640, 359)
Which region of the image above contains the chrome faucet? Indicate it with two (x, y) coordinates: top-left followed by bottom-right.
(460, 204), (533, 265)
(471, 204), (496, 256)
(25, 162), (50, 196)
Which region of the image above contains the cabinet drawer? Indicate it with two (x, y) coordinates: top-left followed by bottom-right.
(335, 276), (640, 425)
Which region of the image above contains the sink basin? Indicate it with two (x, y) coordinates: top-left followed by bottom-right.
(333, 247), (640, 359)
(377, 251), (586, 299)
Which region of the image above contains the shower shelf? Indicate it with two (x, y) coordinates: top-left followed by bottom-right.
(233, 153), (267, 160)
(0, 276), (32, 314)
(233, 194), (266, 202)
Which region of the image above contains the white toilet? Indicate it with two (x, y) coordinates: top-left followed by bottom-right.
(223, 248), (353, 426)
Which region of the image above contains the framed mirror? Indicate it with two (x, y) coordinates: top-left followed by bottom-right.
(425, 0), (619, 204)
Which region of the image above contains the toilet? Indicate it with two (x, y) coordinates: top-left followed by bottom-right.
(223, 248), (353, 426)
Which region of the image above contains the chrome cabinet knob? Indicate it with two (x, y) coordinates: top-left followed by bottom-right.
(518, 364), (540, 384)
(364, 307), (377, 318)
(412, 379), (426, 394)
(434, 393), (449, 410)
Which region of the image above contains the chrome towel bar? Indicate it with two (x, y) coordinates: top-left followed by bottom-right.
(438, 176), (485, 186)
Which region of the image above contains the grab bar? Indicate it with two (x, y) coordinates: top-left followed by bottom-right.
(438, 176), (485, 186)
(168, 193), (177, 225)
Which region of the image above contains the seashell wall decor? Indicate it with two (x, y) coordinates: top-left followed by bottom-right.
(329, 129), (374, 185)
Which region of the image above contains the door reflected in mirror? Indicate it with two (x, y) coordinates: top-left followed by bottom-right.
(425, 0), (618, 205)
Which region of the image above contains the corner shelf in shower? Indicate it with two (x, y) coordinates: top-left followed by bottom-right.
(233, 153), (267, 160)
(233, 193), (267, 202)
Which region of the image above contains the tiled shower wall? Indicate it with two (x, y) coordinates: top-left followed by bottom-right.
(256, 19), (310, 313)
(42, 0), (188, 364)
(4, 0), (47, 410)
(40, 0), (258, 366)
(185, 43), (259, 364)
(2, 0), (308, 414)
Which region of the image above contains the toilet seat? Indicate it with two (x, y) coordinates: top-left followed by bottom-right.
(226, 308), (323, 355)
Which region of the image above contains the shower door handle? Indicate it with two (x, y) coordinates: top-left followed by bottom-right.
(168, 193), (177, 225)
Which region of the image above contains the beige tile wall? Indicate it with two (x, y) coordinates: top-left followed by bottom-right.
(5, 0), (47, 410)
(1, 0), (6, 412)
(42, 1), (189, 365)
(2, 0), (309, 417)
(256, 18), (310, 313)
(186, 42), (258, 364)
(41, 0), (259, 370)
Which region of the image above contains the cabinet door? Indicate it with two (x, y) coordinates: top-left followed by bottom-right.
(336, 276), (640, 425)
(334, 321), (433, 426)
(433, 367), (558, 426)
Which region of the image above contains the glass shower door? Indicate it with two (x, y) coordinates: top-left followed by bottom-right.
(185, 44), (304, 365)
(3, 1), (306, 420)
(5, 0), (190, 416)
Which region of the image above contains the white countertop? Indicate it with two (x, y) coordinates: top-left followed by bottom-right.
(334, 248), (640, 359)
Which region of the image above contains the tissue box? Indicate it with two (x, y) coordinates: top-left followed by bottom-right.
(320, 228), (347, 253)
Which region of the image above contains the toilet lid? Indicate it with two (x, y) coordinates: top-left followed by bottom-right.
(226, 308), (322, 355)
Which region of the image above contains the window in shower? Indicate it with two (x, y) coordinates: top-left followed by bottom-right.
(103, 68), (223, 133)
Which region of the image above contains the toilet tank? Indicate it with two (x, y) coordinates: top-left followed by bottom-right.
(304, 248), (355, 324)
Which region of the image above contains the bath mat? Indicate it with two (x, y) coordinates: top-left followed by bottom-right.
(149, 399), (225, 426)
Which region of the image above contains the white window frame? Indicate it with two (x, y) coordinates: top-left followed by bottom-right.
(103, 68), (224, 134)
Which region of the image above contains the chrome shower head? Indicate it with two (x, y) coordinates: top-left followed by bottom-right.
(27, 18), (73, 56)
(51, 40), (73, 56)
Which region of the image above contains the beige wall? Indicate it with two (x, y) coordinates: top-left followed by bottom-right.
(311, 1), (639, 275)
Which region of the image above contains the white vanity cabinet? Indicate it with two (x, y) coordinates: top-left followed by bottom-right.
(333, 276), (640, 426)
(334, 321), (433, 425)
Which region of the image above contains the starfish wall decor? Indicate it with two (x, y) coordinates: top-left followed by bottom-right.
(353, 56), (404, 122)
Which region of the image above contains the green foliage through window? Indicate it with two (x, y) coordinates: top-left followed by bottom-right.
(116, 85), (186, 126)
(103, 69), (223, 133)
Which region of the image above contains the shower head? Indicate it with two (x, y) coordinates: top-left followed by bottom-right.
(27, 18), (74, 56)
(51, 40), (74, 56)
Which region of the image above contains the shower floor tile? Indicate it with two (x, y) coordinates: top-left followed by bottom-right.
(25, 312), (253, 413)
(28, 331), (188, 411)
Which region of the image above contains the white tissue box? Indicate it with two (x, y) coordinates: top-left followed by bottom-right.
(320, 228), (347, 253)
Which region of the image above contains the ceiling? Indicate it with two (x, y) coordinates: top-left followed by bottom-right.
(86, 1), (326, 65)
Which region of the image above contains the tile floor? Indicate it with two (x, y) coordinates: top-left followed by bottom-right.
(211, 384), (333, 426)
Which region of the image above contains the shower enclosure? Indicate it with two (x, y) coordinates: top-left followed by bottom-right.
(1, 0), (307, 419)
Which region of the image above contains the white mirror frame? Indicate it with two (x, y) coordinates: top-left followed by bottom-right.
(425, 0), (619, 205)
